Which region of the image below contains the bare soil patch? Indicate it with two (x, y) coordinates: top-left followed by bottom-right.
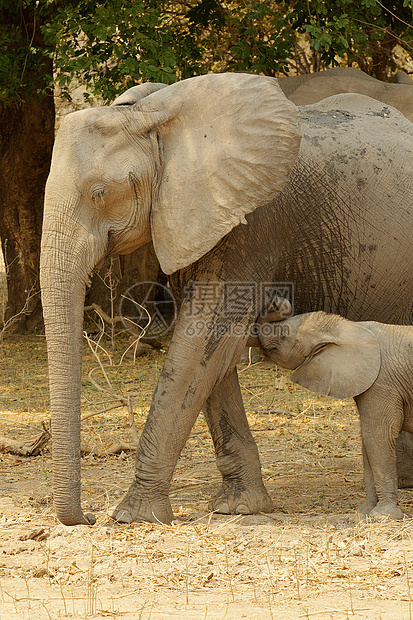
(1, 334), (413, 619)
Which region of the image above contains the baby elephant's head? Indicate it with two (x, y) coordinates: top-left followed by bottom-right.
(252, 306), (381, 399)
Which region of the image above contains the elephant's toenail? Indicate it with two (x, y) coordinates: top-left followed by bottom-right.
(113, 510), (132, 523)
(235, 504), (250, 514)
(214, 502), (230, 514)
(84, 512), (96, 525)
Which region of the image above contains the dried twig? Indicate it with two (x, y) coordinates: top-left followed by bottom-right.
(249, 408), (298, 416)
(84, 303), (124, 328)
(81, 402), (125, 422)
(81, 294), (151, 448)
(0, 284), (38, 341)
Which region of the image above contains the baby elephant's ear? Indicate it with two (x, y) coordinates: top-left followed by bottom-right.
(291, 321), (381, 399)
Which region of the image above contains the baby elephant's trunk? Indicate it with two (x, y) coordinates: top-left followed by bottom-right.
(246, 296), (291, 347)
(259, 296), (292, 323)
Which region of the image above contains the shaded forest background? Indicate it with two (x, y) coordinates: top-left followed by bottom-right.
(0, 0), (412, 332)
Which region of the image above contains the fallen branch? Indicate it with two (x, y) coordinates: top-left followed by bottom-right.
(81, 442), (138, 456)
(0, 429), (50, 457)
(0, 430), (138, 459)
(84, 302), (163, 348)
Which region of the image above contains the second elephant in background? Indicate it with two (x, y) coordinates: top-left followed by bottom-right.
(250, 305), (413, 520)
(277, 66), (413, 121)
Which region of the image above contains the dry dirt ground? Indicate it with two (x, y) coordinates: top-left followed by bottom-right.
(1, 333), (413, 619)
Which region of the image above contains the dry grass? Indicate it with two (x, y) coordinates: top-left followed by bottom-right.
(1, 333), (413, 619)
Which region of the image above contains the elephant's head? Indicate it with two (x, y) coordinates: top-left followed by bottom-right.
(257, 311), (381, 399)
(40, 73), (301, 525)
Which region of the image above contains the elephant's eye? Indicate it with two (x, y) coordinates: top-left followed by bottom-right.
(91, 185), (107, 202)
(311, 343), (331, 356)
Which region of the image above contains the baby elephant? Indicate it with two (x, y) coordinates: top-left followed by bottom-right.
(249, 307), (413, 520)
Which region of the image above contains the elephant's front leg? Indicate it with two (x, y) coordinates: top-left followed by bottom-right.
(357, 393), (404, 520)
(112, 346), (209, 524)
(112, 293), (254, 524)
(204, 368), (273, 515)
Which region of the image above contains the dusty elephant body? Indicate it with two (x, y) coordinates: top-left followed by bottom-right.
(40, 73), (413, 526)
(278, 66), (413, 121)
(394, 70), (413, 85)
(255, 310), (413, 520)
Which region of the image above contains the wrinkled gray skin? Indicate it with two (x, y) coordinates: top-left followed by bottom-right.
(396, 433), (413, 488)
(278, 66), (413, 121)
(255, 309), (413, 520)
(40, 72), (413, 526)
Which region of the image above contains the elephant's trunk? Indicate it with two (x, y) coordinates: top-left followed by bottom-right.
(40, 221), (97, 526)
(246, 296), (292, 347)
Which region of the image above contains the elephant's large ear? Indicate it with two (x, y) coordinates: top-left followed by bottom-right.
(133, 73), (301, 274)
(291, 318), (381, 399)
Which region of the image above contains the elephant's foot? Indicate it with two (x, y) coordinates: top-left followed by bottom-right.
(111, 484), (174, 524)
(358, 497), (377, 516)
(209, 479), (273, 515)
(370, 500), (404, 521)
(358, 499), (404, 521)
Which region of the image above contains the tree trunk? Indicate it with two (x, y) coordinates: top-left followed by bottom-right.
(367, 28), (396, 81)
(0, 91), (55, 332)
(0, 1), (55, 333)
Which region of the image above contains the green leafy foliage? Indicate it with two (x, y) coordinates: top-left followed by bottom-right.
(289, 0), (413, 77)
(1, 1), (412, 104)
(184, 1), (296, 76)
(45, 1), (193, 101)
(171, 1), (413, 80)
(0, 0), (57, 103)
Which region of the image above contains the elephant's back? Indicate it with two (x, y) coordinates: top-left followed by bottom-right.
(267, 97), (413, 323)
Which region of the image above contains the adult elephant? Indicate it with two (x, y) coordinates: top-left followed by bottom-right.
(278, 66), (413, 121)
(40, 73), (413, 526)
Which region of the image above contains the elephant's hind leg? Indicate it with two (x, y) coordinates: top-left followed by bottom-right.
(204, 368), (273, 515)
